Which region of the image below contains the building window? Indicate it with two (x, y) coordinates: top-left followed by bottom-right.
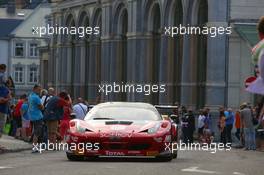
(29, 43), (38, 57)
(29, 67), (38, 83)
(15, 42), (24, 57)
(14, 67), (24, 83)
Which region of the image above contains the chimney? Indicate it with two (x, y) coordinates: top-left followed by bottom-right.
(6, 0), (16, 14)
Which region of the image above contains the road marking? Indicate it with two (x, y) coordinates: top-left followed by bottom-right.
(0, 166), (13, 170)
(233, 172), (245, 175)
(181, 167), (220, 174)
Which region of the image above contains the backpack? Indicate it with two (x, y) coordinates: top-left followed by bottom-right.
(43, 96), (64, 121)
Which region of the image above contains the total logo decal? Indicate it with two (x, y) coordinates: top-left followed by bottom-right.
(105, 151), (125, 156)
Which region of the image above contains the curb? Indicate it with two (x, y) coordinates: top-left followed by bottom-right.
(0, 147), (32, 154)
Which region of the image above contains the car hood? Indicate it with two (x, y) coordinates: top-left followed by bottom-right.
(80, 120), (162, 133)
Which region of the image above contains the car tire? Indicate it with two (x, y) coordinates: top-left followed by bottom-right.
(156, 155), (173, 162)
(66, 153), (84, 161)
(172, 151), (177, 159)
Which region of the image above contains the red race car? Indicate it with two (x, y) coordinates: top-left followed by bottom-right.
(65, 102), (178, 161)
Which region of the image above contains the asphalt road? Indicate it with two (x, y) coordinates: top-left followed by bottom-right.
(0, 149), (263, 175)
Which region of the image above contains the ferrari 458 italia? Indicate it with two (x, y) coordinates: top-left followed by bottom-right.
(65, 102), (178, 161)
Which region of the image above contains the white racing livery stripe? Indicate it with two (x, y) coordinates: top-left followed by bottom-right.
(0, 166), (13, 170)
(233, 172), (246, 175)
(181, 166), (220, 174)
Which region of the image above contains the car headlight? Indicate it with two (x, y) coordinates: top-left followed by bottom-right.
(148, 123), (160, 134)
(70, 120), (90, 133)
(76, 124), (86, 133)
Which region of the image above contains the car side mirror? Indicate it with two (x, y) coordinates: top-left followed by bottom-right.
(170, 114), (179, 124)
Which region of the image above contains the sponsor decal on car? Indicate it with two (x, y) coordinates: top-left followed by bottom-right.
(111, 125), (127, 130)
(146, 151), (159, 156)
(105, 151), (125, 156)
(100, 132), (133, 138)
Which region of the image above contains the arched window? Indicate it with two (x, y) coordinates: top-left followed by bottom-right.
(197, 0), (208, 109)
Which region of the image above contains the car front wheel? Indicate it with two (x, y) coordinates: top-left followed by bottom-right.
(66, 153), (84, 161)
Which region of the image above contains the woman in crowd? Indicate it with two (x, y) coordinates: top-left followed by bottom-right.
(59, 94), (72, 142)
(197, 109), (206, 143)
(218, 107), (226, 145)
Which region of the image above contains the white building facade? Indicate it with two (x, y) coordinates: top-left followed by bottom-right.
(0, 3), (51, 96)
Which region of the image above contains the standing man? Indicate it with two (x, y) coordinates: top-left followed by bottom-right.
(72, 98), (88, 120)
(224, 108), (234, 144)
(240, 103), (256, 150)
(41, 87), (56, 108)
(28, 85), (44, 153)
(0, 86), (11, 138)
(44, 91), (69, 145)
(204, 108), (212, 131)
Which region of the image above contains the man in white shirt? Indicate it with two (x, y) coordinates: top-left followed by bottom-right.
(41, 87), (55, 108)
(73, 98), (88, 120)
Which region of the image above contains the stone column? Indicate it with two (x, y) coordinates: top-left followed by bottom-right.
(73, 40), (83, 98)
(158, 34), (174, 105)
(65, 41), (73, 94)
(138, 33), (155, 104)
(88, 38), (100, 102)
(180, 34), (198, 108)
(100, 1), (112, 102)
(78, 39), (86, 99)
(204, 0), (228, 109)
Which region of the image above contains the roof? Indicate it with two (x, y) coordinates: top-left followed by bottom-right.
(0, 18), (23, 38)
(0, 8), (34, 19)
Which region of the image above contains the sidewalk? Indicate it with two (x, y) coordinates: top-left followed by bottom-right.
(0, 135), (32, 154)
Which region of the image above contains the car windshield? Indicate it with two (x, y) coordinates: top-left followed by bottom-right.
(85, 106), (161, 121)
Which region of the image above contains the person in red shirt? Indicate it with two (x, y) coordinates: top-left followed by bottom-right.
(235, 110), (241, 141)
(59, 95), (72, 141)
(13, 94), (27, 138)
